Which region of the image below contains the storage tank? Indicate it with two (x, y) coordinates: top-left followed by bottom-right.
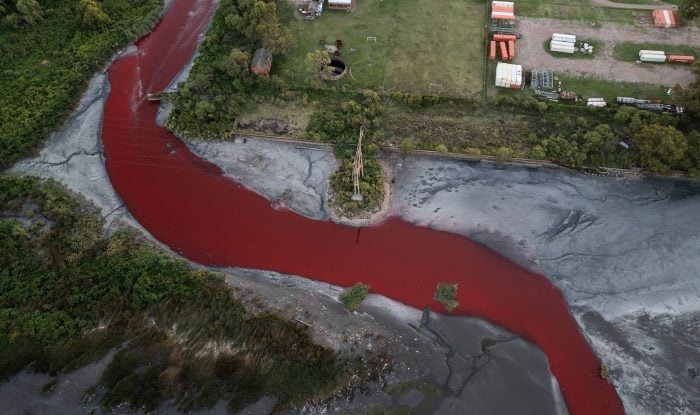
(587, 101), (607, 107)
(551, 42), (575, 54)
(552, 33), (576, 43)
(668, 55), (695, 63)
(639, 53), (667, 63)
(638, 50), (666, 57)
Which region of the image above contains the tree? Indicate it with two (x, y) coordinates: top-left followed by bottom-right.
(219, 48), (250, 79)
(582, 124), (616, 165)
(634, 124), (688, 175)
(674, 62), (700, 115)
(529, 144), (546, 160)
(679, 0), (700, 20)
(304, 49), (330, 86)
(77, 0), (111, 30)
(683, 130), (700, 177)
(16, 0), (42, 25)
(541, 135), (586, 167)
(259, 24), (296, 55)
(495, 146), (514, 162)
(399, 138), (413, 154)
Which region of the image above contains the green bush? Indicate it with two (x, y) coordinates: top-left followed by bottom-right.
(495, 146), (514, 162)
(434, 282), (459, 312)
(435, 144), (448, 153)
(339, 283), (370, 312)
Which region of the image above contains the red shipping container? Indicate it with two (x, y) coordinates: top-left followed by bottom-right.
(508, 40), (515, 60)
(499, 41), (509, 61)
(493, 34), (517, 42)
(489, 41), (497, 61)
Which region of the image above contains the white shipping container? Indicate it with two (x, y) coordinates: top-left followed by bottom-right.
(492, 1), (514, 7)
(550, 40), (576, 48)
(640, 53), (667, 62)
(551, 44), (575, 54)
(495, 63), (522, 88)
(663, 9), (671, 28)
(587, 101), (607, 107)
(639, 50), (666, 57)
(552, 33), (576, 43)
(587, 97), (605, 102)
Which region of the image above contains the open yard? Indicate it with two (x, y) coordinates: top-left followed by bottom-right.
(613, 41), (699, 61)
(515, 18), (700, 86)
(276, 0), (487, 98)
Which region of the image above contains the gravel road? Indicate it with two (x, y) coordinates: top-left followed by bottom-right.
(516, 17), (700, 86)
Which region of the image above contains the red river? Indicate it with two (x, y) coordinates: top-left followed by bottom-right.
(101, 0), (624, 413)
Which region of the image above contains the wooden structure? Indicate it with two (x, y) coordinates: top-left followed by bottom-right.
(351, 126), (364, 202)
(251, 48), (272, 75)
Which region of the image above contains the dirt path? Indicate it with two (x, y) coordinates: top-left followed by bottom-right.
(590, 0), (676, 10)
(516, 18), (700, 86)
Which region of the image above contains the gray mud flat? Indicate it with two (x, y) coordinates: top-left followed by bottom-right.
(8, 73), (133, 233)
(388, 156), (700, 414)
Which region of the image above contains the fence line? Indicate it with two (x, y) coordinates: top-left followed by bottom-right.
(230, 131), (688, 179)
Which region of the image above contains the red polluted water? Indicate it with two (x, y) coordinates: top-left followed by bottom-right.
(101, 1), (624, 414)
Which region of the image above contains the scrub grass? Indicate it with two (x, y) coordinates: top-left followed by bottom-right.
(516, 0), (639, 23)
(276, 0), (487, 98)
(613, 42), (700, 62)
(559, 75), (671, 101)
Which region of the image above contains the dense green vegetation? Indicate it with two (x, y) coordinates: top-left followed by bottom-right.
(166, 0), (294, 138)
(434, 283), (458, 313)
(613, 42), (699, 62)
(0, 0), (163, 168)
(306, 91), (385, 213)
(339, 283), (370, 312)
(0, 176), (381, 412)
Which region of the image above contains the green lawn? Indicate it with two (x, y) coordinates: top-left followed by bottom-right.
(613, 41), (699, 62)
(516, 0), (640, 23)
(276, 0), (487, 98)
(559, 75), (671, 101)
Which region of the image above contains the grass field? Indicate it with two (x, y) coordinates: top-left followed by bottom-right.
(613, 41), (699, 62)
(559, 75), (670, 100)
(276, 0), (487, 98)
(516, 0), (640, 23)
